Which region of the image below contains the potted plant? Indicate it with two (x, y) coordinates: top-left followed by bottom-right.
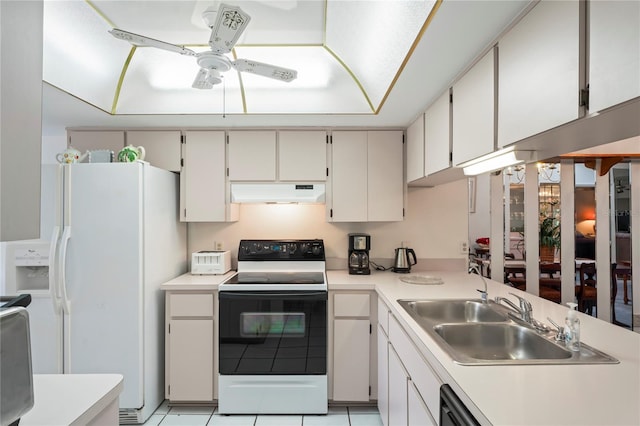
(539, 204), (560, 263)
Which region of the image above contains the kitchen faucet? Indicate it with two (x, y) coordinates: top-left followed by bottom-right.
(468, 263), (488, 303)
(494, 293), (549, 332)
(495, 293), (532, 323)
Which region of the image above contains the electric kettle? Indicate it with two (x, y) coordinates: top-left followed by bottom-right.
(393, 247), (417, 273)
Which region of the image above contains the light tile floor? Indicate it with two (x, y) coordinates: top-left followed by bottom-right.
(143, 402), (383, 426)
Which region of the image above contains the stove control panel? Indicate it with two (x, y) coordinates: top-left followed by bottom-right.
(238, 239), (325, 261)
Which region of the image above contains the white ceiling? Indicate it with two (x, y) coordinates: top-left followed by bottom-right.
(42, 0), (533, 135)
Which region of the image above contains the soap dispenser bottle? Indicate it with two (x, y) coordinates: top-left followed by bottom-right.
(564, 302), (580, 351)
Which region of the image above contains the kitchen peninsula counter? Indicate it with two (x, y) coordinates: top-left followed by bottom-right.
(19, 374), (123, 425)
(329, 269), (640, 425)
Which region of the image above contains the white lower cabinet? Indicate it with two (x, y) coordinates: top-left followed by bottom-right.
(165, 292), (215, 402)
(331, 292), (375, 402)
(408, 380), (437, 426)
(388, 345), (409, 426)
(377, 325), (389, 426)
(378, 297), (441, 426)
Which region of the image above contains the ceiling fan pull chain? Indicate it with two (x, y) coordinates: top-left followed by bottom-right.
(222, 76), (226, 119)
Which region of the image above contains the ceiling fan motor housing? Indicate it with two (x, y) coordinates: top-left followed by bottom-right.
(197, 51), (232, 72)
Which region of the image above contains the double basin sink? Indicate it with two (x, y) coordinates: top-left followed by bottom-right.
(398, 299), (618, 365)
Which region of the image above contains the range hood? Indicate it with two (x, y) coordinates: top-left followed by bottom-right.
(230, 183), (326, 204)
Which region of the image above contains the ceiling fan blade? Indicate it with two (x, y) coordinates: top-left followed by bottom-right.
(208, 3), (251, 54)
(109, 28), (197, 57)
(232, 59), (297, 82)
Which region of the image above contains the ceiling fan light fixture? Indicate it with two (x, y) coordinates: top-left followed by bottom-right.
(206, 70), (223, 86)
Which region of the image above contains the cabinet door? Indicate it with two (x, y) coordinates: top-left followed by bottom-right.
(168, 319), (214, 401)
(368, 131), (404, 222)
(453, 49), (495, 165)
(126, 130), (181, 171)
(589, 0), (640, 113)
(68, 131), (125, 157)
(424, 91), (451, 175)
(181, 131), (235, 222)
(408, 380), (436, 426)
(377, 326), (389, 426)
(406, 114), (425, 183)
(228, 131), (277, 181)
(278, 131), (327, 181)
(388, 346), (408, 426)
(498, 0), (581, 147)
(333, 319), (370, 401)
(330, 131), (368, 222)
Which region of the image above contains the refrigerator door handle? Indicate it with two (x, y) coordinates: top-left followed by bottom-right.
(49, 226), (62, 314)
(58, 226), (72, 314)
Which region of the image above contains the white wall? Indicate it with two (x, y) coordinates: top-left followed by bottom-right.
(188, 178), (469, 271)
(468, 173), (491, 247)
(0, 0), (43, 241)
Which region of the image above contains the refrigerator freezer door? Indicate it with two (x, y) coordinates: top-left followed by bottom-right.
(63, 163), (144, 409)
(27, 294), (62, 374)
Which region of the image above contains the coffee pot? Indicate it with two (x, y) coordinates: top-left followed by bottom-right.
(348, 233), (371, 275)
(393, 246), (417, 273)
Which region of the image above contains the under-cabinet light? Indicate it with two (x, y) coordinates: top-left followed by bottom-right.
(460, 148), (534, 176)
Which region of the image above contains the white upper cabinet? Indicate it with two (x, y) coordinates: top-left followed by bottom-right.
(180, 131), (238, 222)
(498, 0), (581, 147)
(67, 130), (125, 157)
(406, 114), (425, 183)
(588, 0), (640, 113)
(453, 49), (495, 165)
(424, 90), (451, 175)
(278, 131), (327, 181)
(330, 131), (368, 222)
(126, 130), (181, 172)
(330, 131), (403, 222)
(368, 131), (404, 222)
(228, 130), (277, 181)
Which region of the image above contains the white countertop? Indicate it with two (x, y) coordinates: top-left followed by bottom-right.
(161, 271), (236, 290)
(330, 269), (640, 426)
(19, 374), (123, 426)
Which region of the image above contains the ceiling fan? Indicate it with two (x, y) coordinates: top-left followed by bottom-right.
(109, 3), (297, 89)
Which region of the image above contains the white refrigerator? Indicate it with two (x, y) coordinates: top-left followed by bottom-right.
(6, 161), (187, 423)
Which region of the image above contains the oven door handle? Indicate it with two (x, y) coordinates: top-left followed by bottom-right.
(219, 291), (327, 301)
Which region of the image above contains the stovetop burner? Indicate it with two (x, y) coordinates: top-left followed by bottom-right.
(225, 272), (325, 285)
(219, 239), (327, 292)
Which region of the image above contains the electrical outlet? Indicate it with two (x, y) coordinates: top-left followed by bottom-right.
(216, 241), (223, 251)
(460, 241), (469, 255)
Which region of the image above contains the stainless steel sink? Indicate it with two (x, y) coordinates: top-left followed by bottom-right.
(397, 298), (619, 365)
(434, 323), (572, 363)
(398, 299), (507, 323)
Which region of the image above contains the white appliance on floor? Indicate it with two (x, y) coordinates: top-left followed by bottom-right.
(4, 162), (187, 424)
(217, 239), (328, 414)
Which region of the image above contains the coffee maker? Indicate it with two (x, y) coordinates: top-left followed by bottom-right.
(348, 233), (371, 275)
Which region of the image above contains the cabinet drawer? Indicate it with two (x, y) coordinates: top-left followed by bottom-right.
(389, 315), (442, 419)
(334, 293), (370, 317)
(169, 293), (214, 317)
(377, 298), (389, 335)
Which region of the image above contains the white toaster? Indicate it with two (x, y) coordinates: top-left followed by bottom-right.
(191, 250), (231, 275)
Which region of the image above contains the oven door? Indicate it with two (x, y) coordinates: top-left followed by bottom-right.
(218, 290), (327, 375)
